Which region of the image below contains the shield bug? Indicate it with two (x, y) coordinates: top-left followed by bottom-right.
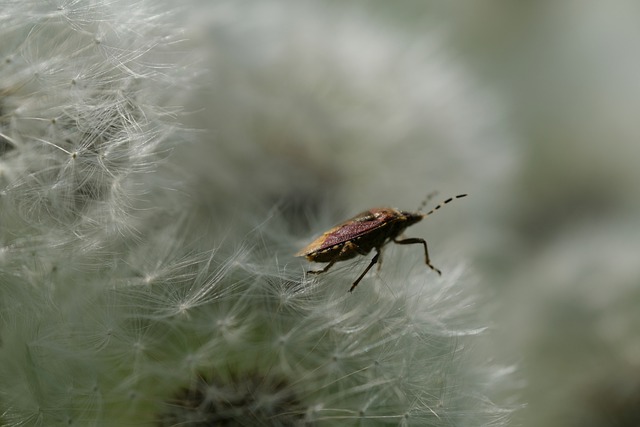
(296, 193), (467, 292)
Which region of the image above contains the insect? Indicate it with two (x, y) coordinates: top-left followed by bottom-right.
(296, 193), (467, 292)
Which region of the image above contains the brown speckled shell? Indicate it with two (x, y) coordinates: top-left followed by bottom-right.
(296, 208), (404, 257)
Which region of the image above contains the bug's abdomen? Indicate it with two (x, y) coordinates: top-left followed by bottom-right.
(306, 243), (362, 263)
(307, 224), (401, 263)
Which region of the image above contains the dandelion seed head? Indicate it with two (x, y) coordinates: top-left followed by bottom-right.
(0, 1), (516, 425)
(157, 372), (306, 427)
(1, 0), (188, 241)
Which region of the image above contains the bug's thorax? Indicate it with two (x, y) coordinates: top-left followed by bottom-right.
(366, 208), (422, 222)
(366, 209), (424, 243)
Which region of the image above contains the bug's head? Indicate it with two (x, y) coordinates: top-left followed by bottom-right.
(401, 211), (425, 226)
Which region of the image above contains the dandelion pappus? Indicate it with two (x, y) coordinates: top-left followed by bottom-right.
(296, 193), (467, 292)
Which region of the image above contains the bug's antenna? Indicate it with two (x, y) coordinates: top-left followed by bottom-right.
(416, 191), (439, 212)
(422, 194), (467, 218)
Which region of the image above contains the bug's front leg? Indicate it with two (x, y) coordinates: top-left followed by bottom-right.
(349, 248), (381, 293)
(393, 237), (442, 275)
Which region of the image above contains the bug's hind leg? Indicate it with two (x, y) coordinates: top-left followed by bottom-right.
(307, 259), (337, 275)
(349, 248), (381, 293)
(307, 241), (362, 275)
(393, 237), (442, 275)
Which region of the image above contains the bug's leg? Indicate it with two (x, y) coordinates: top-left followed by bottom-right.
(307, 259), (337, 275)
(393, 238), (442, 275)
(349, 248), (380, 293)
(307, 241), (360, 275)
(376, 248), (384, 271)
